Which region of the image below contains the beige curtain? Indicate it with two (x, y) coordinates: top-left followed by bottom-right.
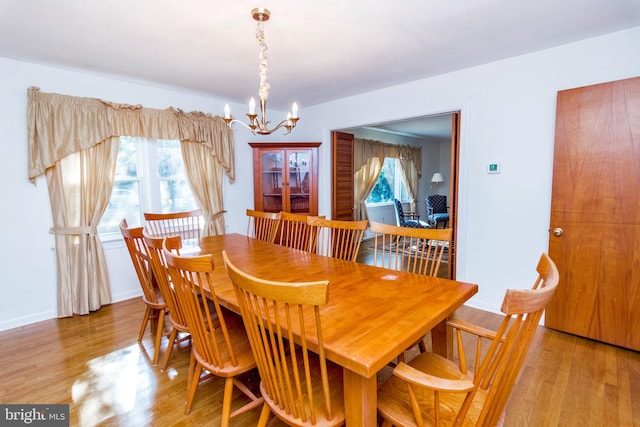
(27, 87), (234, 317)
(28, 87), (234, 182)
(181, 141), (226, 236)
(354, 157), (383, 221)
(354, 138), (422, 217)
(46, 139), (119, 317)
(398, 146), (421, 212)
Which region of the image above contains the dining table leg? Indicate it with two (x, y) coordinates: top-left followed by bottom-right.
(343, 368), (378, 426)
(431, 317), (453, 358)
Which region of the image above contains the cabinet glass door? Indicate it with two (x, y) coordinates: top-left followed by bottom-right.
(288, 150), (310, 213)
(261, 152), (283, 212)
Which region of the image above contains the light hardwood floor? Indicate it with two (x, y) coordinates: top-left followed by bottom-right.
(1, 297), (638, 426)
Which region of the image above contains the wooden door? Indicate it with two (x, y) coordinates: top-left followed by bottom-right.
(545, 76), (640, 351)
(332, 132), (354, 220)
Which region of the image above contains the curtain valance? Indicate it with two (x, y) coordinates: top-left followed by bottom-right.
(27, 86), (234, 182)
(354, 137), (422, 177)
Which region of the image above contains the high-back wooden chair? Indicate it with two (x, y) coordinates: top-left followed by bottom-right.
(377, 253), (560, 427)
(370, 221), (453, 359)
(246, 209), (282, 243)
(144, 209), (202, 241)
(306, 217), (368, 262)
(143, 232), (195, 372)
(119, 219), (167, 365)
(278, 212), (324, 251)
(163, 248), (263, 423)
(369, 221), (452, 277)
(222, 250), (345, 427)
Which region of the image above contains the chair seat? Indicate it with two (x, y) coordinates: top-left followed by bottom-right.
(377, 352), (488, 427)
(405, 219), (430, 228)
(192, 311), (255, 377)
(431, 213), (449, 224)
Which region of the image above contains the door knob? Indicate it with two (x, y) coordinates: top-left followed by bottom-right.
(552, 227), (564, 237)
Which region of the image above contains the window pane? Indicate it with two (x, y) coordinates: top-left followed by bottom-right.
(157, 139), (185, 178)
(116, 137), (138, 177)
(99, 181), (141, 234)
(99, 138), (142, 235)
(99, 137), (197, 239)
(157, 139), (196, 213)
(366, 158), (395, 203)
(366, 158), (410, 204)
(160, 179), (197, 213)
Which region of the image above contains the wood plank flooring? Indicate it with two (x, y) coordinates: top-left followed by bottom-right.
(1, 297), (638, 426)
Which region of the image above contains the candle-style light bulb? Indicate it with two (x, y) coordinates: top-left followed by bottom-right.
(224, 104), (231, 119)
(291, 102), (299, 119)
(249, 98), (256, 115)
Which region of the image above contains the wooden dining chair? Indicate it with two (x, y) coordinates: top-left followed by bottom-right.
(119, 219), (167, 365)
(377, 253), (559, 427)
(278, 212), (324, 251)
(369, 221), (452, 277)
(246, 209), (282, 243)
(143, 231), (195, 372)
(163, 247), (263, 423)
(370, 221), (453, 360)
(222, 250), (345, 427)
(144, 209), (202, 241)
(306, 216), (369, 262)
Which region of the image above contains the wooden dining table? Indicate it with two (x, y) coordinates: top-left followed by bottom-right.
(192, 233), (478, 426)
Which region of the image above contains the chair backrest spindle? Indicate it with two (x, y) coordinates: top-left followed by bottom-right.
(278, 212), (324, 251)
(369, 221), (452, 277)
(246, 209), (282, 243)
(144, 209), (202, 241)
(306, 217), (368, 262)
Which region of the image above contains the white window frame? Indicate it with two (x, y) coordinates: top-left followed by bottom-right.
(100, 137), (195, 242)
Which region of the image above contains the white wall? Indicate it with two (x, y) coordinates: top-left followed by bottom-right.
(303, 26), (640, 312)
(1, 26), (639, 331)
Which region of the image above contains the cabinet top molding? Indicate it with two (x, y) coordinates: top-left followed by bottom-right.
(249, 142), (321, 149)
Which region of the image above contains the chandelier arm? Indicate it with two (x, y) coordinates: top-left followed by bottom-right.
(225, 118), (254, 133)
(225, 116), (295, 135)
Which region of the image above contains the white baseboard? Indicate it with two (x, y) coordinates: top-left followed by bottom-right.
(0, 310), (57, 333)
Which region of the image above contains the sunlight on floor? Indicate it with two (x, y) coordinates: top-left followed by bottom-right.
(71, 344), (152, 427)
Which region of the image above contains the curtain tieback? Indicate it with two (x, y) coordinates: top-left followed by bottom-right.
(50, 226), (98, 235)
(205, 210), (227, 222)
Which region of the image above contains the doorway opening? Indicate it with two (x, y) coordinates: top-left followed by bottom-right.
(331, 112), (461, 277)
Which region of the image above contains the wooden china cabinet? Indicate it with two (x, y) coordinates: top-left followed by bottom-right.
(249, 142), (320, 215)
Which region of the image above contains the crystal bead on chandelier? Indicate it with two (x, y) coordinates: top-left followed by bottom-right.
(223, 8), (299, 135)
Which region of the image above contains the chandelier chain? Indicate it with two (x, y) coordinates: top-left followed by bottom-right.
(256, 18), (270, 101)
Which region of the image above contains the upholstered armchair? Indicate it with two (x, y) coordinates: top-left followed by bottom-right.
(394, 199), (428, 229)
(426, 195), (449, 228)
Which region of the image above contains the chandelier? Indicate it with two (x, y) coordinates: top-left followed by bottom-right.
(223, 8), (299, 135)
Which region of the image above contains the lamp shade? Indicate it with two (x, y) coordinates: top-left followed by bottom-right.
(431, 172), (444, 184)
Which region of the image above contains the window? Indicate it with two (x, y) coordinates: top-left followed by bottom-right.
(366, 158), (410, 205)
(99, 137), (196, 239)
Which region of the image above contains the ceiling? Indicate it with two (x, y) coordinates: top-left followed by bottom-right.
(1, 0), (639, 137)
